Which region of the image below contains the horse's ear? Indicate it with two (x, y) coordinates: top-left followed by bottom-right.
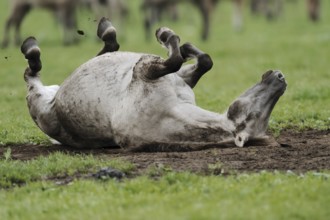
(261, 70), (273, 81)
(227, 100), (243, 122)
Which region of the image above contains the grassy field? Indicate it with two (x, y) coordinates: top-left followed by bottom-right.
(1, 171), (329, 220)
(0, 0), (330, 219)
(0, 0), (329, 144)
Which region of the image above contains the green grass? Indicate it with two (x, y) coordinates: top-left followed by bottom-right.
(0, 0), (330, 144)
(1, 172), (330, 220)
(0, 1), (330, 219)
(0, 152), (135, 188)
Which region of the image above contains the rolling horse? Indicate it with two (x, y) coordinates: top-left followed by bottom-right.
(20, 17), (286, 151)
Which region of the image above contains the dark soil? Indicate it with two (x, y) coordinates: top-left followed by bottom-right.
(1, 130), (330, 174)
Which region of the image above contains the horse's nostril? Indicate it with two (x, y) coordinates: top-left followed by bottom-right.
(277, 73), (284, 81)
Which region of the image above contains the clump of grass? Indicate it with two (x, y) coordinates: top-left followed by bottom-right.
(0, 152), (135, 188)
(147, 163), (173, 178)
(207, 162), (226, 175)
(3, 148), (12, 161)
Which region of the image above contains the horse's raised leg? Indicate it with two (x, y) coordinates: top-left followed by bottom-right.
(176, 43), (213, 88)
(21, 37), (60, 137)
(137, 27), (183, 80)
(21, 37), (42, 75)
(96, 17), (120, 56)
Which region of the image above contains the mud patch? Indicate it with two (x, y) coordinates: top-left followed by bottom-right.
(1, 130), (329, 174)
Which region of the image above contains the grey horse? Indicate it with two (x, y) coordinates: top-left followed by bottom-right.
(21, 18), (286, 151)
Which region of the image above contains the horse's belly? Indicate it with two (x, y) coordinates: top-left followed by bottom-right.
(54, 52), (142, 141)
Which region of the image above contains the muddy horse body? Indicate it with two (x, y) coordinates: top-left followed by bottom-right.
(21, 18), (286, 150)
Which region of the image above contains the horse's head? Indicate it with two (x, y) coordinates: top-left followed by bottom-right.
(227, 70), (287, 147)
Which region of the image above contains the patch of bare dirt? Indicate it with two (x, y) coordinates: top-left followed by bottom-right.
(1, 130), (329, 174)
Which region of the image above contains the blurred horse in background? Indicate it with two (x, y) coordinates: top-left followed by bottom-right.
(307, 0), (320, 21)
(1, 0), (81, 48)
(141, 0), (287, 41)
(85, 0), (129, 37)
(2, 0), (321, 48)
(141, 0), (220, 41)
(87, 0), (128, 24)
(250, 0), (283, 20)
(1, 0), (128, 48)
(250, 0), (321, 22)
